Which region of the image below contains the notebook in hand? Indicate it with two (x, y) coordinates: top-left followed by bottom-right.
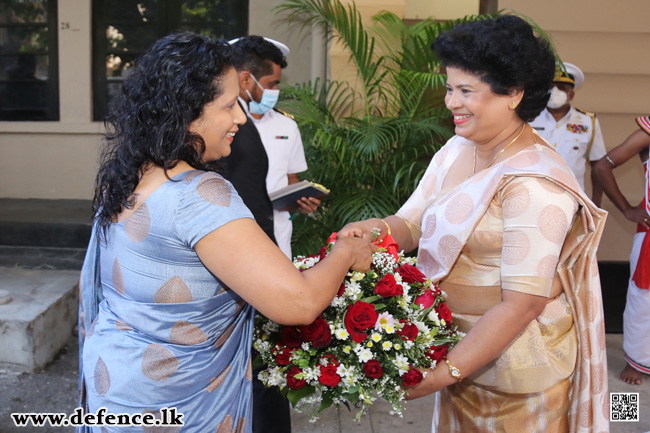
(269, 180), (330, 212)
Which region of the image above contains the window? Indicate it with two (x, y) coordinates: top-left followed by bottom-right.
(0, 0), (59, 121)
(92, 0), (248, 120)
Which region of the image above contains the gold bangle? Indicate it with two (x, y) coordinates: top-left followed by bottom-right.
(378, 218), (391, 236)
(444, 358), (462, 382)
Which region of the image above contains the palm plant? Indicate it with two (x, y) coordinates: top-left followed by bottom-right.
(274, 1), (494, 255)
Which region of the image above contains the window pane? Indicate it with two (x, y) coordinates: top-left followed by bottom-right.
(93, 0), (248, 120)
(0, 0), (57, 121)
(0, 0), (48, 24)
(179, 0), (247, 40)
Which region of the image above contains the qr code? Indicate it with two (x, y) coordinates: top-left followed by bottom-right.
(611, 392), (639, 422)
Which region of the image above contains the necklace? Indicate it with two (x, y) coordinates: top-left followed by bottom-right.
(473, 123), (527, 175)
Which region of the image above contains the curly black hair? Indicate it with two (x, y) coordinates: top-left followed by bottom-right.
(432, 15), (555, 122)
(93, 31), (233, 235)
(231, 35), (287, 78)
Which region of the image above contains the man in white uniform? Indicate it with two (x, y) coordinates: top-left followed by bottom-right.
(530, 62), (606, 195)
(230, 36), (319, 260)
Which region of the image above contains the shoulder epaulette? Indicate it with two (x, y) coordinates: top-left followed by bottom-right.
(273, 108), (295, 120)
(576, 108), (596, 118)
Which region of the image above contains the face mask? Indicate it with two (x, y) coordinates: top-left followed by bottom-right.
(246, 74), (279, 114)
(547, 86), (569, 109)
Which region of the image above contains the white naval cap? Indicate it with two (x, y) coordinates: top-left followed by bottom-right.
(228, 36), (290, 57)
(554, 62), (584, 89)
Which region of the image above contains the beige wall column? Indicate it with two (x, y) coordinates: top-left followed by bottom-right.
(500, 0), (650, 261)
(58, 0), (92, 123)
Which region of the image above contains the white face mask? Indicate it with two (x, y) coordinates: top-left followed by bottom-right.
(547, 86), (569, 109)
(246, 74), (279, 115)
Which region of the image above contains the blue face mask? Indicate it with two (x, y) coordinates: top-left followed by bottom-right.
(246, 74), (279, 115)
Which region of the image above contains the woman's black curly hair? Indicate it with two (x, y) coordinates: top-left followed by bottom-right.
(432, 15), (555, 122)
(93, 31), (233, 235)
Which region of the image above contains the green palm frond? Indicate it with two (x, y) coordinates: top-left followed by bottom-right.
(276, 0), (384, 105)
(273, 4), (547, 256)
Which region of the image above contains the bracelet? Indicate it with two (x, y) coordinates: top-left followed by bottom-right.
(378, 218), (391, 236)
(606, 155), (616, 168)
(444, 358), (462, 382)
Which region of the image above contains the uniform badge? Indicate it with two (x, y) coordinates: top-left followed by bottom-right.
(275, 136), (289, 140)
(566, 123), (588, 133)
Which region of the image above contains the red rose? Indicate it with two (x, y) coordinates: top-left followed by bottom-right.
(396, 320), (419, 341)
(344, 301), (378, 343)
(375, 234), (399, 260)
(363, 359), (384, 379)
(327, 232), (338, 244)
(414, 289), (436, 309)
(318, 245), (328, 261)
(397, 264), (427, 284)
(336, 282), (346, 297)
(374, 273), (403, 297)
(426, 344), (448, 363)
(273, 346), (294, 366)
(300, 316), (332, 348)
(402, 365), (423, 387)
(286, 366), (306, 390)
(281, 326), (302, 349)
(319, 363), (341, 387)
(300, 315), (332, 348)
(436, 302), (452, 323)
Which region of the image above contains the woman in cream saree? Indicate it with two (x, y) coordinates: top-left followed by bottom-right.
(339, 15), (609, 433)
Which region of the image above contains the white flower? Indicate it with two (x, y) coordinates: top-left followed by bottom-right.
(393, 354), (410, 374)
(331, 296), (347, 308)
(385, 325), (396, 334)
(394, 343), (402, 351)
(344, 281), (362, 299)
(350, 272), (365, 282)
(343, 345), (352, 354)
(259, 366), (287, 387)
(303, 366), (321, 383)
(370, 332), (382, 343)
(375, 312), (395, 331)
(357, 347), (374, 363)
(427, 310), (439, 322)
(414, 320), (430, 334)
(335, 328), (349, 340)
(382, 341), (393, 351)
(301, 342), (311, 351)
(404, 340), (415, 349)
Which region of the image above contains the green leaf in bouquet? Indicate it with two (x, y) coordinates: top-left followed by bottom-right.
(287, 385), (316, 407)
(360, 295), (381, 303)
(251, 354), (265, 370)
(297, 358), (311, 369)
(318, 393), (334, 413)
(342, 390), (360, 404)
(373, 303), (386, 310)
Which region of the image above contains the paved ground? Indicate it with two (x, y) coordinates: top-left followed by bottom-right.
(0, 332), (648, 432)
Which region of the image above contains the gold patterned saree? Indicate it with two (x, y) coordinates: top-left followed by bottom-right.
(397, 137), (609, 433)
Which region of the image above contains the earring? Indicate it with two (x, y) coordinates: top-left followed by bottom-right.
(510, 102), (518, 109)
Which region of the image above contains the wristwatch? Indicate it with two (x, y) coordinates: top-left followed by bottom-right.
(444, 358), (462, 382)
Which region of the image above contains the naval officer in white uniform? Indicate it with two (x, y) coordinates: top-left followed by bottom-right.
(530, 62), (606, 194)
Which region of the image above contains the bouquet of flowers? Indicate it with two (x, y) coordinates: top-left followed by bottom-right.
(253, 231), (463, 421)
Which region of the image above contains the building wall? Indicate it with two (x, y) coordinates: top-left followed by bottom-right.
(1, 0), (646, 262)
(500, 0), (650, 260)
(0, 0), (318, 201)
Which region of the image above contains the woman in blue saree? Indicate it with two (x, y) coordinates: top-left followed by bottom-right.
(77, 32), (374, 433)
